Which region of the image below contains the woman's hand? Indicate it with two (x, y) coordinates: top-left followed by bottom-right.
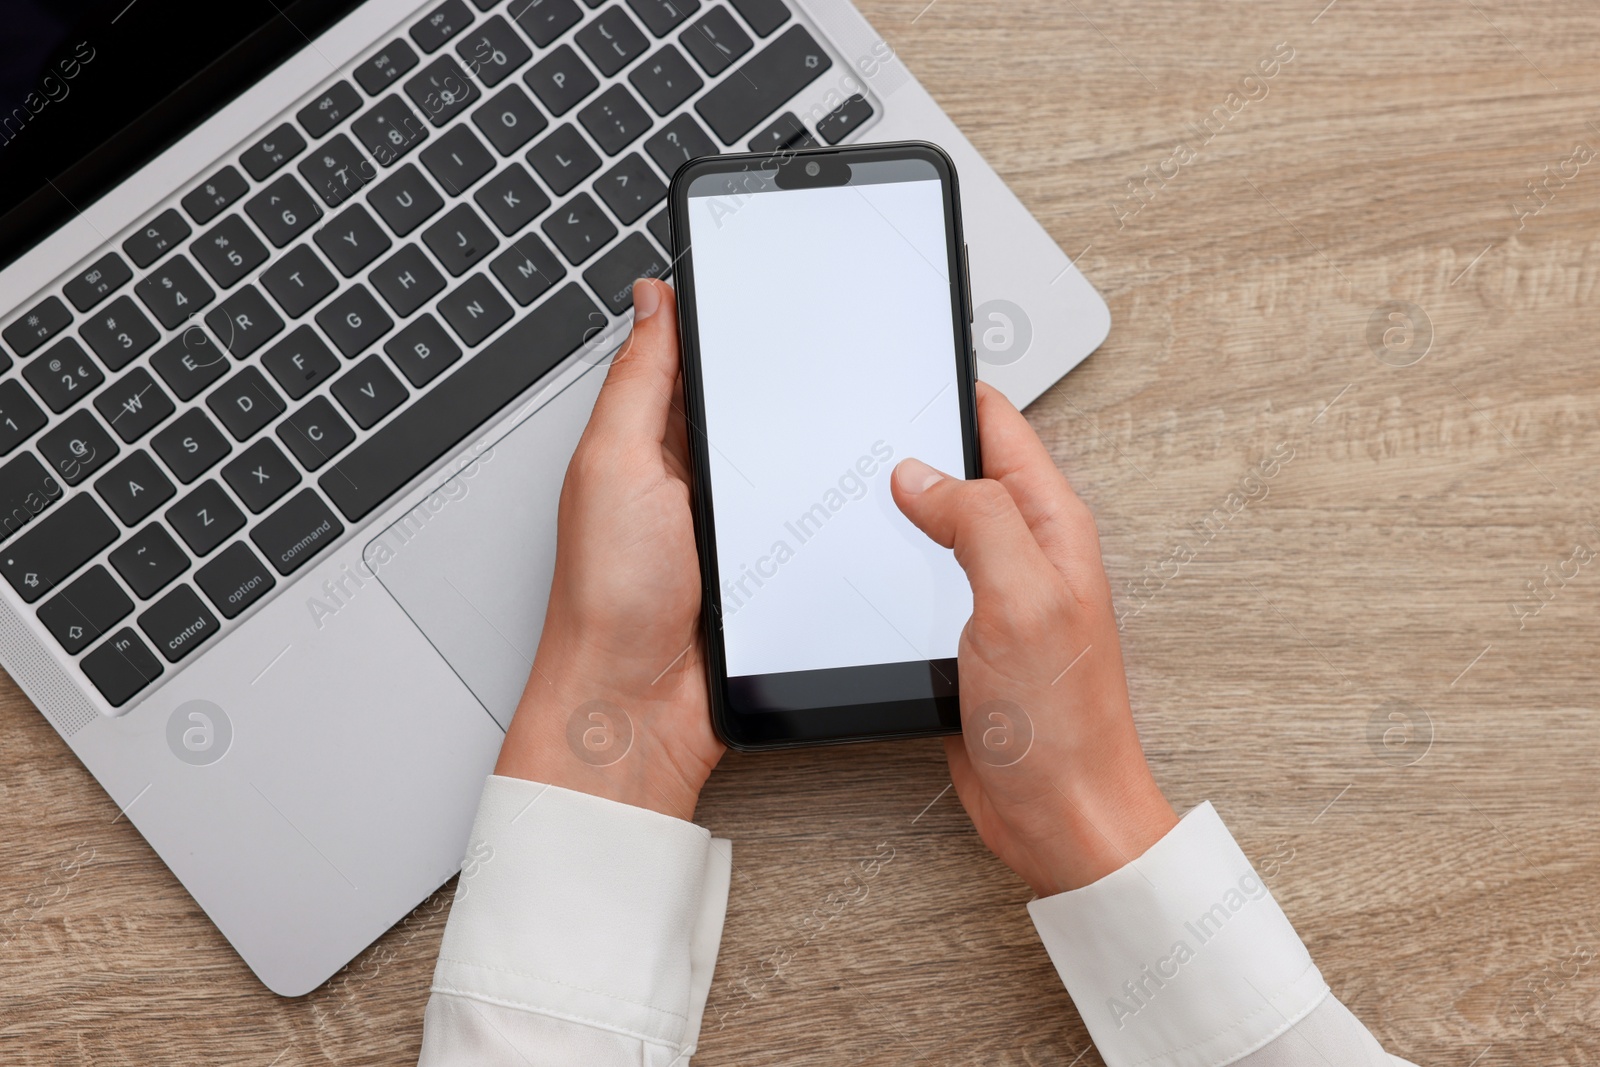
(891, 382), (1177, 896)
(496, 279), (723, 823)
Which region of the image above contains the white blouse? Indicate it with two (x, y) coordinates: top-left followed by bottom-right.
(417, 776), (1416, 1067)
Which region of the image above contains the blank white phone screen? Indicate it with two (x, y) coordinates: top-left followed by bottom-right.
(686, 169), (972, 679)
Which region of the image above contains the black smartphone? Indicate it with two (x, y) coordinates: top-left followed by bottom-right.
(668, 141), (980, 751)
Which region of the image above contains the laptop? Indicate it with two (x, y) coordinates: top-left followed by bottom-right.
(0, 0), (1109, 995)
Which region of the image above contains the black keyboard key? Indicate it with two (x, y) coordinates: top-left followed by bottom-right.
(192, 215), (270, 289)
(207, 367), (286, 441)
(584, 232), (667, 313)
(224, 439), (301, 513)
(0, 453), (62, 544)
(457, 15), (533, 87)
(110, 523), (188, 599)
(525, 44), (599, 116)
(729, 0), (787, 36)
(594, 152), (665, 224)
(816, 93), (873, 144)
(424, 203), (499, 275)
(140, 584), (220, 662)
(644, 113), (718, 177)
(321, 284), (601, 520)
(298, 81), (363, 138)
(491, 234), (565, 305)
(241, 123), (308, 181)
(630, 45), (702, 115)
(79, 296), (159, 370)
(2, 494), (118, 602)
(749, 111), (814, 153)
(81, 629), (163, 706)
(315, 203), (394, 277)
(473, 84), (548, 154)
(542, 192), (617, 263)
(511, 0), (583, 47)
(252, 490), (344, 575)
(245, 174), (325, 248)
(628, 0), (698, 37)
(420, 125), (497, 195)
(0, 380), (48, 455)
(385, 314), (462, 386)
(122, 209), (191, 268)
(526, 124), (601, 195)
(356, 39), (421, 95)
(277, 396), (356, 470)
(351, 94), (430, 167)
(196, 543), (275, 618)
(438, 273), (514, 345)
(38, 410), (117, 485)
(166, 480), (244, 555)
(647, 208), (671, 254)
(260, 244), (339, 317)
(405, 56), (481, 127)
(25, 338), (104, 413)
(4, 296), (72, 358)
(316, 285), (394, 356)
(137, 254), (216, 329)
(63, 252), (133, 312)
(475, 163), (551, 234)
(94, 368), (175, 443)
(576, 7), (648, 76)
(262, 326), (341, 400)
(696, 24), (828, 142)
(371, 243), (447, 316)
(578, 84), (652, 155)
(182, 166), (250, 226)
(332, 355), (409, 428)
(150, 328), (229, 402)
(298, 133), (375, 208)
(152, 408), (231, 484)
(682, 7), (751, 76)
(413, 0), (474, 52)
(204, 285), (285, 359)
(38, 566), (130, 654)
(96, 450), (176, 526)
(369, 164), (446, 236)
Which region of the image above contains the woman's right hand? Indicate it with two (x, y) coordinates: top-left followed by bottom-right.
(891, 382), (1177, 897)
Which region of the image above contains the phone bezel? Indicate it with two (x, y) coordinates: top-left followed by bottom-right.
(667, 140), (981, 752)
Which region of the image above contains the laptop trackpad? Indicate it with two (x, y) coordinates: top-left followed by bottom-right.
(367, 368), (607, 729)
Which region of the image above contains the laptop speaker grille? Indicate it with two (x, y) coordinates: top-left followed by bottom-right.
(0, 594), (100, 737)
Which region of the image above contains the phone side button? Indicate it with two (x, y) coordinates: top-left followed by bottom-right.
(963, 243), (973, 323)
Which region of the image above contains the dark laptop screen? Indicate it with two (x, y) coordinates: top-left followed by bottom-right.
(0, 0), (363, 270)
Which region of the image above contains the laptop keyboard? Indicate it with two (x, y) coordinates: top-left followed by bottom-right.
(0, 0), (876, 708)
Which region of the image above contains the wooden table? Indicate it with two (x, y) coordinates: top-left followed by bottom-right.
(5, 1), (1598, 1063)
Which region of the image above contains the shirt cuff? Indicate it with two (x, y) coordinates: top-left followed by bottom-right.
(1028, 801), (1327, 1067)
(431, 775), (732, 1057)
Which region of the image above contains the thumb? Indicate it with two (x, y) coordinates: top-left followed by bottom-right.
(587, 279), (680, 444)
(891, 457), (1052, 601)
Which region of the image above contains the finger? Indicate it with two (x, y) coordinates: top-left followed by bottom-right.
(891, 457), (1055, 602)
(587, 279), (680, 445)
(973, 382), (1103, 579)
(974, 382), (1078, 526)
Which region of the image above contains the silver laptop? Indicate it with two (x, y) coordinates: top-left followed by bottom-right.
(0, 0), (1108, 994)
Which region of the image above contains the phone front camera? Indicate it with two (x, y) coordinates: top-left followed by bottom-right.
(805, 161), (821, 176)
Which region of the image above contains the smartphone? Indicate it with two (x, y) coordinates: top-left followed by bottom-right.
(668, 141), (980, 750)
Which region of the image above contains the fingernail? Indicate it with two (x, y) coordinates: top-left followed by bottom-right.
(896, 457), (944, 494)
(632, 279), (661, 320)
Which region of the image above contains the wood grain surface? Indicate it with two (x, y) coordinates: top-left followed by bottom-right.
(5, 1), (1599, 1063)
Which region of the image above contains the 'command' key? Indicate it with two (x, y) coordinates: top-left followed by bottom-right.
(250, 489), (344, 575)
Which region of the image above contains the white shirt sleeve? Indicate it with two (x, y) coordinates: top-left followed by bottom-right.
(417, 775), (731, 1067)
(1027, 801), (1418, 1067)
